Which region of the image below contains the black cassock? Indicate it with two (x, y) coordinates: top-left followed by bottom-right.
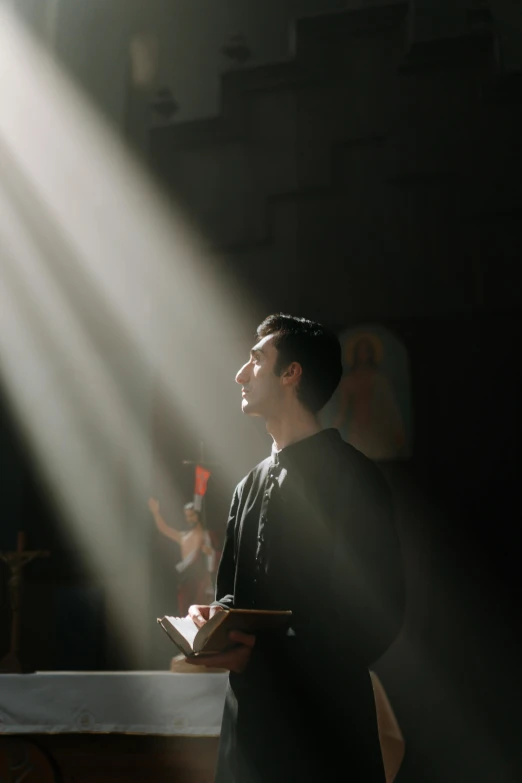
(213, 429), (405, 783)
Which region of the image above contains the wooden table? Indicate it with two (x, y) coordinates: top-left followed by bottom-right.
(1, 734), (219, 782)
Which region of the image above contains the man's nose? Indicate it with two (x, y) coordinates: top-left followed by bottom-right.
(235, 362), (250, 385)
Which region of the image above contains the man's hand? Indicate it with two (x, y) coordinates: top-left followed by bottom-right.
(188, 604), (223, 628)
(148, 497), (160, 515)
(184, 630), (256, 674)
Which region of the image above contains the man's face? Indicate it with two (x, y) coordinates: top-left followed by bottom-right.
(235, 335), (284, 418)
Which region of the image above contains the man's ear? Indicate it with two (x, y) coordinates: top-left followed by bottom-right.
(281, 362), (302, 386)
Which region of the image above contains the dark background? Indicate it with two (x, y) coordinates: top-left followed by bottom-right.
(1, 3), (521, 782)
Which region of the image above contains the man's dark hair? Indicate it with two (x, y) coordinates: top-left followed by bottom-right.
(256, 314), (342, 413)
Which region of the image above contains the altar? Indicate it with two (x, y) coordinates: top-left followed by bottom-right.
(0, 669), (405, 782)
(0, 671), (228, 782)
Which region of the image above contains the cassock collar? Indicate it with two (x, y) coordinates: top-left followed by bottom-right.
(271, 428), (341, 470)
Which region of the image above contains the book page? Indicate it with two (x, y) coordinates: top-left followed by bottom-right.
(193, 608), (228, 651)
(164, 615), (199, 650)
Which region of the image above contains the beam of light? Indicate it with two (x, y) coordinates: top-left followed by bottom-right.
(0, 3), (266, 478)
(0, 5), (268, 669)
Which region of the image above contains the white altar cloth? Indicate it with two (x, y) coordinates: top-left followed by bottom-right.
(0, 672), (228, 737)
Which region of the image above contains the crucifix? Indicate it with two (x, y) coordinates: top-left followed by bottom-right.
(0, 531), (50, 673)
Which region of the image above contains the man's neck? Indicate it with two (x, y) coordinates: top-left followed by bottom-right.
(266, 409), (322, 452)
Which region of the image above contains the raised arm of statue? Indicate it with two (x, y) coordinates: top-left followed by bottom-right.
(148, 497), (182, 544)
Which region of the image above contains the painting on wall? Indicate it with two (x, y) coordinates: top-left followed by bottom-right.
(322, 325), (412, 461)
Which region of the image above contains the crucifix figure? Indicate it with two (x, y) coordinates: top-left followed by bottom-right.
(0, 531), (50, 673)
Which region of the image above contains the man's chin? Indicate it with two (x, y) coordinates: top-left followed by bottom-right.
(241, 399), (260, 417)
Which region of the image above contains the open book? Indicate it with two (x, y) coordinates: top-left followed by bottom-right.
(157, 608), (292, 658)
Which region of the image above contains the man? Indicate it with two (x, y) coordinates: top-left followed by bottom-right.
(186, 314), (405, 783)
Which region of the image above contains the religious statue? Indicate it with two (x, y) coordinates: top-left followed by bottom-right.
(148, 499), (216, 616)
